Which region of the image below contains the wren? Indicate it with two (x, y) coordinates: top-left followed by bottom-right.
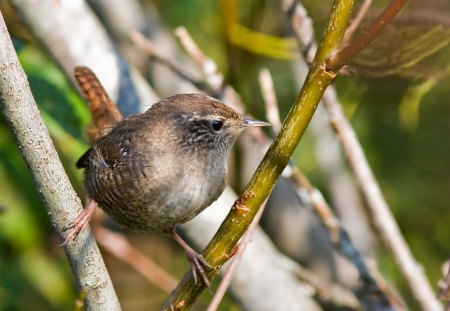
(63, 66), (269, 286)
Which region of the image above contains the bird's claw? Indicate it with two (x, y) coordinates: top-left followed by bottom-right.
(185, 249), (213, 288)
(60, 201), (96, 246)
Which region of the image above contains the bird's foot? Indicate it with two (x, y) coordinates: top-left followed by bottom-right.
(60, 200), (97, 245)
(172, 230), (214, 287)
(185, 248), (213, 287)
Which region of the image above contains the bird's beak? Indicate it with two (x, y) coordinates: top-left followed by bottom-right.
(242, 119), (271, 127)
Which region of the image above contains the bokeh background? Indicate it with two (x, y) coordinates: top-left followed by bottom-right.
(1, 0), (449, 310)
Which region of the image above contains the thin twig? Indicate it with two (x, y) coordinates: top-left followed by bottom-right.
(322, 88), (441, 311)
(259, 69), (282, 134)
(282, 0), (317, 65)
(173, 27), (245, 115)
(342, 0), (374, 45)
(326, 0), (408, 72)
(175, 27), (224, 92)
(94, 226), (178, 293)
(130, 31), (210, 92)
(206, 203), (266, 311)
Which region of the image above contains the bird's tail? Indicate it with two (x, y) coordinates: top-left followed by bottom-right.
(74, 66), (123, 144)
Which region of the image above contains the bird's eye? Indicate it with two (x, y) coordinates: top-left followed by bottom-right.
(211, 119), (224, 131)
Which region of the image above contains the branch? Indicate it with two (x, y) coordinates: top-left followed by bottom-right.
(0, 12), (121, 311)
(143, 27), (358, 309)
(181, 189), (323, 310)
(322, 88), (442, 311)
(259, 69), (282, 134)
(342, 0), (373, 44)
(259, 68), (399, 309)
(206, 202), (266, 311)
(283, 1), (441, 309)
(130, 31), (209, 92)
(173, 27), (244, 115)
(162, 0), (355, 308)
(282, 0), (317, 64)
(326, 0), (408, 72)
(174, 27), (225, 92)
(94, 226), (178, 293)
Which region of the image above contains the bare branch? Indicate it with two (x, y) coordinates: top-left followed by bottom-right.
(282, 0), (317, 64)
(282, 1), (441, 309)
(174, 27), (224, 92)
(259, 69), (282, 134)
(326, 0), (408, 72)
(0, 12), (120, 311)
(94, 226), (178, 293)
(342, 0), (374, 45)
(130, 31), (205, 90)
(322, 88), (441, 311)
(259, 68), (398, 309)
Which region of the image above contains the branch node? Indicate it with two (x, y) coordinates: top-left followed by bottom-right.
(324, 49), (341, 74)
(233, 191), (255, 212)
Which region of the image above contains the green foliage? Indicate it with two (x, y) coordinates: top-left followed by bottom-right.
(339, 74), (450, 291)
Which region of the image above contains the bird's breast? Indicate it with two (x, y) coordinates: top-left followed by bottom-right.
(159, 155), (227, 224)
(86, 147), (228, 232)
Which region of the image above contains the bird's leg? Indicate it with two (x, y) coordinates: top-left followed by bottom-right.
(60, 200), (97, 245)
(171, 229), (213, 287)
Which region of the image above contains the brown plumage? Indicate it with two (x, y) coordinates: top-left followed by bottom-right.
(74, 66), (123, 143)
(65, 66), (269, 285)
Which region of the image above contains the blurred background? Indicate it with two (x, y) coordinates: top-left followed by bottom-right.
(0, 0), (449, 310)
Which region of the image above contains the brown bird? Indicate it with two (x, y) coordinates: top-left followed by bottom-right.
(63, 66), (269, 285)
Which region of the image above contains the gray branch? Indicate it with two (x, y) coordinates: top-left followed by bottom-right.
(0, 12), (121, 311)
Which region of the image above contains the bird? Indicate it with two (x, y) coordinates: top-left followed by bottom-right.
(62, 66), (270, 286)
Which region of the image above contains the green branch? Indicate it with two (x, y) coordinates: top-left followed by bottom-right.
(162, 0), (355, 309)
(326, 0), (408, 71)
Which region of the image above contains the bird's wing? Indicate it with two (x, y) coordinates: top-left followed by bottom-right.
(77, 115), (149, 171)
